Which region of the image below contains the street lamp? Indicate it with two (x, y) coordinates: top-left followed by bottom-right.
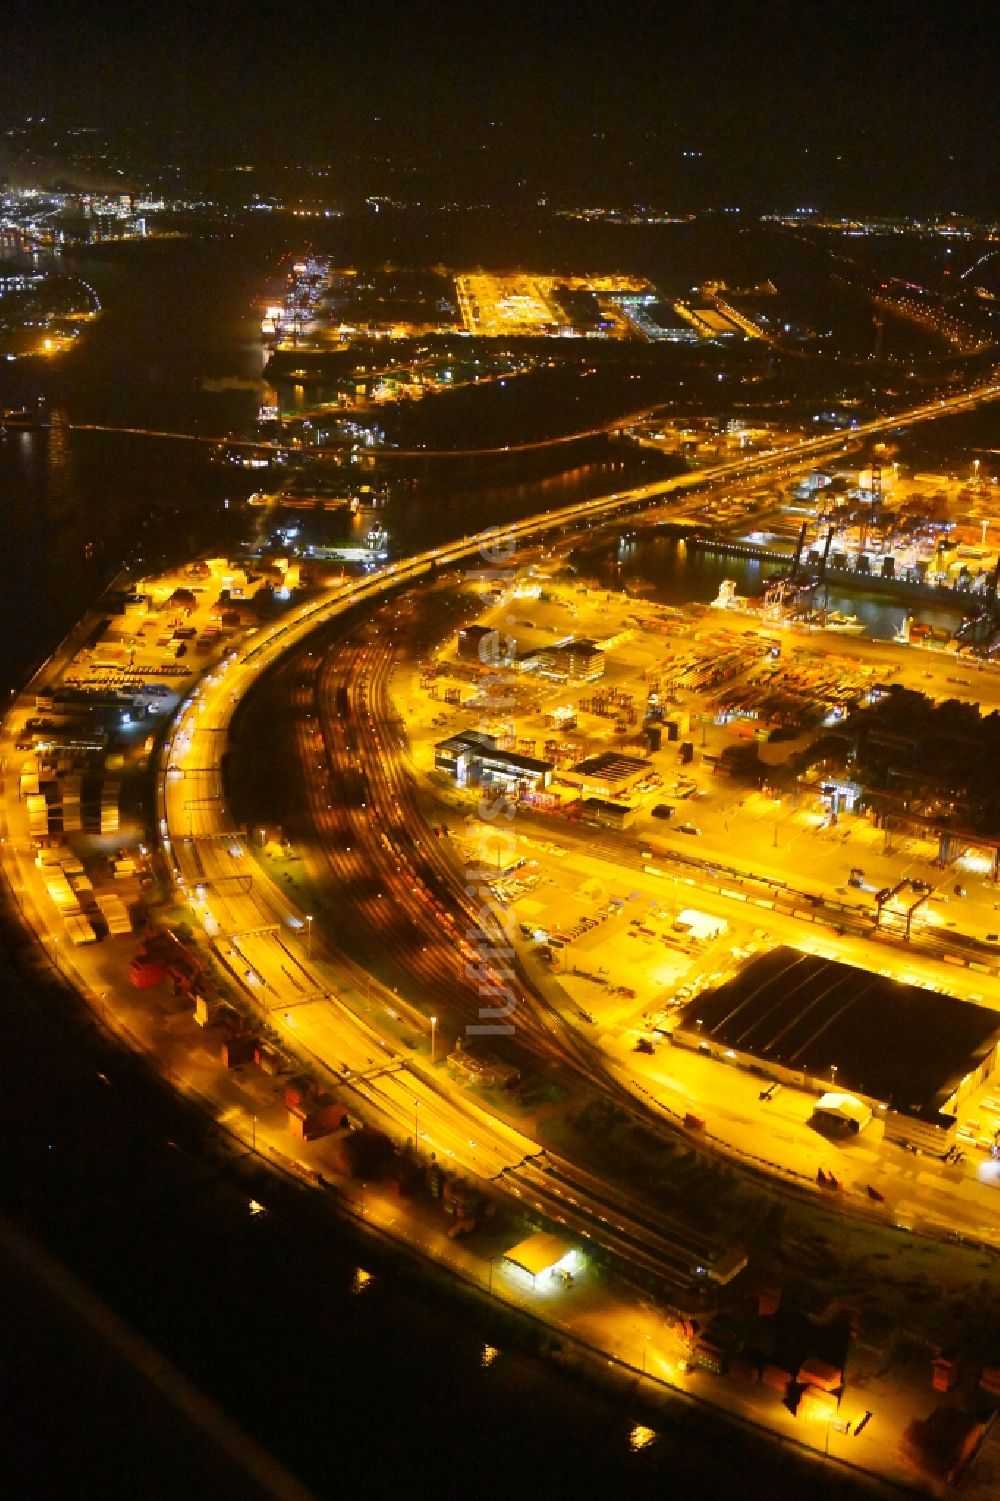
(430, 1014), (437, 1064)
(413, 1098), (420, 1153)
(306, 914), (313, 958)
(259, 827), (266, 847)
(831, 1064), (838, 1086)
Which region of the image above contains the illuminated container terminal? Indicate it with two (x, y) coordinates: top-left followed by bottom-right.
(674, 947), (1000, 1155)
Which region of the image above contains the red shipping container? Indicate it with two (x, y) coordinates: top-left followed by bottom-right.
(310, 1095), (348, 1130)
(798, 1356), (842, 1393)
(932, 1351), (960, 1393)
(129, 954), (167, 988)
(756, 1286), (782, 1317)
(283, 1078), (313, 1111)
(288, 1096), (347, 1141)
(762, 1364), (792, 1395)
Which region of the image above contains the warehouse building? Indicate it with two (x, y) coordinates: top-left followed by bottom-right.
(674, 947), (1000, 1154)
(580, 795), (636, 830)
(456, 623), (515, 666)
(568, 750), (650, 799)
(434, 731), (552, 792)
(502, 1232), (579, 1289)
(521, 637), (605, 682)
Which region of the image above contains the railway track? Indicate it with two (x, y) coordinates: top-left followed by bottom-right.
(280, 617), (732, 1297)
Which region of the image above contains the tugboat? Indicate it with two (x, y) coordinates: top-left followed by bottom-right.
(365, 522), (389, 557)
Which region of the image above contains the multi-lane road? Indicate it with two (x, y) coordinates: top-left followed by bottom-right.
(290, 543), (1000, 1245)
(163, 610), (726, 1292)
(153, 375), (1000, 1279)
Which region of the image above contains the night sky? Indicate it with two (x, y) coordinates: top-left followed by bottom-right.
(2, 0), (997, 210)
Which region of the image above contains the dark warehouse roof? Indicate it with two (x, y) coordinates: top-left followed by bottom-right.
(681, 946), (1000, 1119)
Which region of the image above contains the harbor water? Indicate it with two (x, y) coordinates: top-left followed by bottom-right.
(0, 217), (996, 1497)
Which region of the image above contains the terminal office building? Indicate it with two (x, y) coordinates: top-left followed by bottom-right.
(434, 731), (553, 792)
(673, 947), (1000, 1153)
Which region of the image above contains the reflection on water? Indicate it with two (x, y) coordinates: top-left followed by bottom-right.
(390, 456), (664, 553)
(0, 219), (983, 1501)
(0, 425), (249, 685)
(1, 221), (996, 691)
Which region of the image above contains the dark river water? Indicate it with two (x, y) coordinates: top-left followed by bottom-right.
(580, 531), (986, 641)
(1, 217), (996, 683)
(0, 216), (991, 1498)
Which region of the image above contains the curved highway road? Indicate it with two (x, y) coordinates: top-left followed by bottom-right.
(156, 375), (1000, 1283)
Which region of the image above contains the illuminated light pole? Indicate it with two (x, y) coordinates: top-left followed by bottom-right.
(430, 1014), (437, 1064)
(306, 913), (313, 958)
(259, 827), (266, 848)
(413, 1098), (420, 1153)
(831, 1064), (838, 1087)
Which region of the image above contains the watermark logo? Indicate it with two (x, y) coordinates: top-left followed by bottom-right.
(463, 527), (520, 1036)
